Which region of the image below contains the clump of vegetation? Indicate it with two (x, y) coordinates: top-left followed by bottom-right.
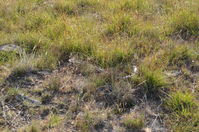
(75, 110), (106, 132)
(133, 67), (167, 98)
(0, 51), (18, 65)
(53, 0), (98, 15)
(11, 54), (38, 76)
(25, 122), (41, 132)
(143, 69), (167, 98)
(48, 114), (63, 128)
(75, 112), (94, 132)
(105, 14), (138, 37)
(24, 11), (53, 31)
(53, 0), (76, 15)
(17, 121), (42, 132)
(113, 80), (135, 109)
(4, 88), (21, 103)
(121, 113), (144, 130)
(165, 91), (197, 117)
(45, 77), (62, 92)
(36, 53), (58, 70)
(166, 9), (199, 40)
(10, 53), (57, 77)
(141, 49), (170, 70)
(168, 45), (196, 67)
(165, 91), (199, 131)
(121, 0), (154, 14)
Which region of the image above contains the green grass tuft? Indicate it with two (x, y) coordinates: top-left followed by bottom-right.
(48, 114), (62, 128)
(105, 14), (138, 37)
(165, 91), (197, 117)
(134, 67), (167, 98)
(0, 51), (18, 65)
(166, 9), (199, 40)
(165, 91), (199, 131)
(121, 115), (144, 130)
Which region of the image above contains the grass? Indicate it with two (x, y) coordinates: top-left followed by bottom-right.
(143, 70), (166, 96)
(4, 87), (21, 103)
(121, 113), (144, 130)
(121, 0), (154, 14)
(0, 51), (18, 65)
(166, 9), (199, 40)
(53, 0), (76, 15)
(25, 123), (41, 132)
(9, 53), (57, 77)
(75, 108), (108, 132)
(168, 45), (196, 67)
(11, 55), (36, 75)
(132, 67), (168, 98)
(165, 91), (199, 131)
(122, 118), (144, 130)
(75, 112), (94, 132)
(45, 77), (62, 92)
(0, 0), (198, 131)
(165, 91), (197, 117)
(48, 114), (62, 128)
(105, 14), (138, 37)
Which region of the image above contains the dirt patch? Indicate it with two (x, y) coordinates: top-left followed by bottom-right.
(0, 59), (168, 131)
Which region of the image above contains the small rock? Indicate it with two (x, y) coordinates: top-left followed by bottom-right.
(165, 70), (181, 77)
(0, 44), (24, 54)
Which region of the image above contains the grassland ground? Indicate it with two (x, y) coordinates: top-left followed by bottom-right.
(0, 0), (199, 131)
